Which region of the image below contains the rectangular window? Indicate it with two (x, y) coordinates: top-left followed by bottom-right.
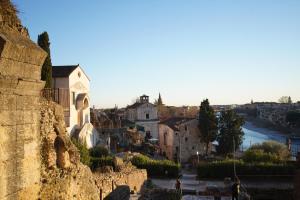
(146, 113), (149, 119)
(72, 92), (76, 104)
(185, 125), (188, 131)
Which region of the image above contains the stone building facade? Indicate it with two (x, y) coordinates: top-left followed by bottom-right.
(126, 95), (159, 139)
(159, 118), (207, 163)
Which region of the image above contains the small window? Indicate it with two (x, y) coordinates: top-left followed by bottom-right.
(185, 137), (188, 142)
(175, 132), (178, 136)
(78, 71), (81, 78)
(72, 92), (76, 104)
(176, 146), (179, 151)
(146, 113), (149, 119)
(192, 146), (195, 150)
(185, 125), (188, 131)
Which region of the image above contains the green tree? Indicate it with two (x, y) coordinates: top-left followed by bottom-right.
(249, 140), (290, 161)
(198, 99), (218, 156)
(89, 146), (109, 158)
(278, 96), (291, 104)
(286, 111), (300, 127)
(217, 109), (244, 155)
(37, 31), (52, 88)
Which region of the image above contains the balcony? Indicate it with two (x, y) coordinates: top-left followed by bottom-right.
(41, 88), (70, 126)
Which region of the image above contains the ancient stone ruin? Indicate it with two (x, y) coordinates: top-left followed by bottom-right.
(0, 1), (147, 199)
(0, 0), (46, 198)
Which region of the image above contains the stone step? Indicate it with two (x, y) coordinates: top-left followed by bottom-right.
(182, 196), (231, 200)
(182, 174), (198, 180)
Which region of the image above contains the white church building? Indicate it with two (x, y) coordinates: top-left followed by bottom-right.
(50, 64), (98, 148)
(126, 95), (159, 140)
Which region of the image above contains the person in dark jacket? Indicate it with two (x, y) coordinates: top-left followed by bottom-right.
(232, 177), (240, 200)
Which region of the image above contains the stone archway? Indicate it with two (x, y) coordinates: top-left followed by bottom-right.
(76, 93), (90, 127)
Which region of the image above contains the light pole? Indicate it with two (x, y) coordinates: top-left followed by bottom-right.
(179, 133), (181, 164)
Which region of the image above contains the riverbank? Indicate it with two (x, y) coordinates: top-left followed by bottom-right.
(244, 115), (292, 134)
(243, 121), (289, 138)
(242, 121), (300, 158)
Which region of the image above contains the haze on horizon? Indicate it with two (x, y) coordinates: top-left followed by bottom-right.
(15, 0), (300, 108)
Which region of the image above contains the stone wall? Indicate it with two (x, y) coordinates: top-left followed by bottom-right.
(0, 2), (147, 199)
(94, 167), (147, 199)
(0, 5), (47, 199)
(39, 100), (99, 200)
(39, 100), (147, 200)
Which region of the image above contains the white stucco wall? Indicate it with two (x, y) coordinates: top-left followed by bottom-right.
(126, 101), (159, 139)
(136, 103), (158, 120)
(67, 66), (90, 135)
(78, 123), (99, 149)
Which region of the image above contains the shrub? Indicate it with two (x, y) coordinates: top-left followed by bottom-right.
(89, 146), (109, 158)
(249, 140), (290, 161)
(71, 138), (90, 166)
(132, 154), (180, 178)
(197, 159), (295, 179)
(90, 156), (114, 170)
(242, 149), (280, 163)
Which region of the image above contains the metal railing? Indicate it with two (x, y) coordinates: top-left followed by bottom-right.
(41, 88), (71, 127)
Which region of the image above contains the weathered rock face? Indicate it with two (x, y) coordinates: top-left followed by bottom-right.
(39, 101), (148, 200)
(94, 166), (147, 198)
(39, 100), (99, 200)
(0, 1), (46, 199)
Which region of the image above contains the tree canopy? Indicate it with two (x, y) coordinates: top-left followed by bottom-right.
(38, 31), (52, 88)
(286, 111), (300, 127)
(198, 99), (218, 155)
(216, 109), (244, 155)
(278, 96), (292, 104)
(248, 140), (290, 161)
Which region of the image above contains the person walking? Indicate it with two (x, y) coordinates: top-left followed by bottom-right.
(231, 176), (240, 200)
(175, 178), (182, 196)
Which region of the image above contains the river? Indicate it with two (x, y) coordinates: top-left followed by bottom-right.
(242, 122), (300, 158)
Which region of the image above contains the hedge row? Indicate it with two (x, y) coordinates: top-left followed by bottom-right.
(197, 160), (296, 179)
(90, 156), (114, 170)
(131, 154), (180, 178)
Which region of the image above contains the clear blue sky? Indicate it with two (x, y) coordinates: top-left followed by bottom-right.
(14, 0), (300, 108)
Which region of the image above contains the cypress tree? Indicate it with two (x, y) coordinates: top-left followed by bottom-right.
(198, 99), (218, 156)
(38, 31), (52, 88)
(216, 109), (244, 155)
